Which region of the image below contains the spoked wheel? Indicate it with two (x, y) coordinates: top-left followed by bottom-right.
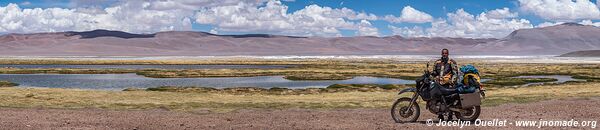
(391, 97), (420, 123)
(455, 106), (480, 122)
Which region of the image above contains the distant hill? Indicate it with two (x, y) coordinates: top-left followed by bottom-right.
(0, 23), (599, 56)
(0, 30), (495, 56)
(473, 23), (600, 55)
(65, 29), (155, 39)
(558, 50), (600, 57)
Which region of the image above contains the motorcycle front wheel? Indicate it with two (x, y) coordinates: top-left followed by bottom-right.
(391, 97), (420, 123)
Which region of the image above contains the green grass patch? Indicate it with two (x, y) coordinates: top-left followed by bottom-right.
(0, 81), (18, 87)
(327, 84), (405, 90)
(573, 75), (600, 80)
(484, 78), (557, 86)
(145, 86), (219, 92)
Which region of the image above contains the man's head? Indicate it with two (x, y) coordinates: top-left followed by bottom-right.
(441, 48), (449, 63)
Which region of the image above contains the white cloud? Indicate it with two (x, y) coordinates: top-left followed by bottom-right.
(536, 20), (600, 27)
(4, 0), (563, 39)
(86, 1), (194, 33)
(340, 8), (378, 20)
(383, 6), (433, 23)
(0, 2), (193, 33)
(209, 29), (219, 34)
(68, 0), (118, 8)
(146, 0), (268, 11)
(74, 7), (108, 14)
(0, 0), (380, 36)
(0, 0), (278, 34)
(580, 20), (600, 26)
(485, 7), (518, 19)
(518, 0), (600, 21)
(357, 20), (379, 36)
(536, 21), (564, 27)
(195, 0), (378, 37)
(391, 8), (533, 38)
(388, 25), (425, 37)
(535, 19), (600, 28)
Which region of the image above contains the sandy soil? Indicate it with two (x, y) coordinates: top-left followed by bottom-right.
(0, 98), (599, 130)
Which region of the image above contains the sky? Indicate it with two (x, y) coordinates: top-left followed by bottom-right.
(1, 0), (600, 38)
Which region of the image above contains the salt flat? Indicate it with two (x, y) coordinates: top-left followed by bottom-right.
(1, 55), (599, 63)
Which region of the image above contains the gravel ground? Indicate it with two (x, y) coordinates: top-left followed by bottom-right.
(0, 98), (599, 130)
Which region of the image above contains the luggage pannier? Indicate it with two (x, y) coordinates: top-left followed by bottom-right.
(459, 90), (482, 108)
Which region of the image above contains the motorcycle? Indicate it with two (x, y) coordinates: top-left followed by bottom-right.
(391, 62), (485, 123)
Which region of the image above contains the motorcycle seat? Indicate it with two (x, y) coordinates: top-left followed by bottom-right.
(439, 87), (457, 95)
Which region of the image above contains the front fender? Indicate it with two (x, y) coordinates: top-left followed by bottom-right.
(397, 88), (416, 95)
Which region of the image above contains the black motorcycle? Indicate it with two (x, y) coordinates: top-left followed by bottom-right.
(391, 63), (485, 123)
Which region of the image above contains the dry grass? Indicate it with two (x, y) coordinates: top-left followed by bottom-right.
(482, 82), (600, 106)
(0, 87), (396, 112)
(0, 82), (598, 112)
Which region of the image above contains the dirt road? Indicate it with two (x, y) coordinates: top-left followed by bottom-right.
(1, 98), (598, 129)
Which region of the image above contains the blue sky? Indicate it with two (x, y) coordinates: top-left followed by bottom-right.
(1, 0), (600, 38)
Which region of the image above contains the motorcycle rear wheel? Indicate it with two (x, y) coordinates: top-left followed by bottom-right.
(455, 106), (480, 122)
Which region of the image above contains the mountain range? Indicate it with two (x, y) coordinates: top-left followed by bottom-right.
(1, 23), (599, 56)
(558, 50), (600, 57)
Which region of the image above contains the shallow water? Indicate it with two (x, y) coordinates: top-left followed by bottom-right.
(0, 73), (414, 90)
(513, 75), (583, 86)
(0, 64), (292, 69)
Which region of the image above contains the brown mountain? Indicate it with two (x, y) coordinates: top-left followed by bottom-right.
(0, 23), (598, 56)
(558, 50), (600, 57)
(473, 23), (600, 55)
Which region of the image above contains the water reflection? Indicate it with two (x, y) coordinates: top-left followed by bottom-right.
(0, 73), (414, 90)
(513, 75), (584, 86)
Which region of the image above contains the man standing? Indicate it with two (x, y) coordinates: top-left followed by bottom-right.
(432, 48), (458, 87)
(431, 48), (458, 121)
